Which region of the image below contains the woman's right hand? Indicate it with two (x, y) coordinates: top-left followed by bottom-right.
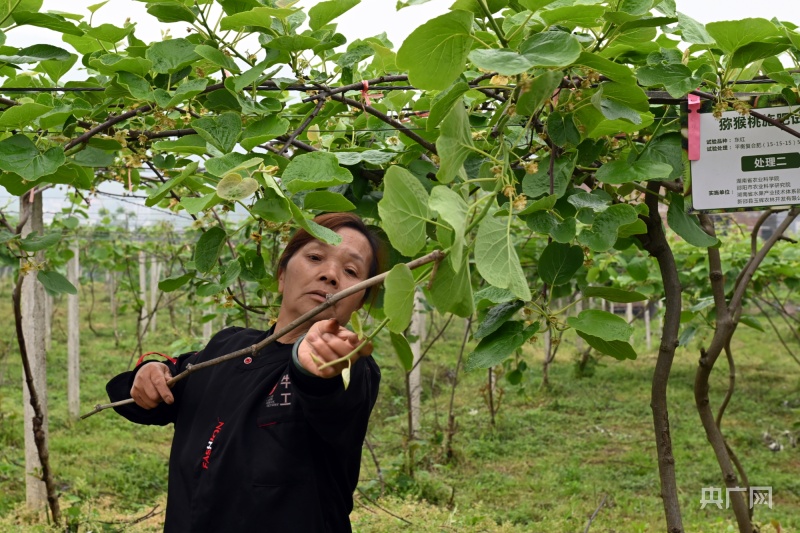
(130, 363), (174, 409)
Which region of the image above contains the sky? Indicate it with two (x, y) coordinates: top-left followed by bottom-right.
(3, 0), (799, 226)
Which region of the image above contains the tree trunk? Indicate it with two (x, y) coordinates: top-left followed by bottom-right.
(407, 288), (426, 439)
(626, 302), (634, 344)
(645, 299), (652, 351)
(67, 240), (80, 419)
(19, 193), (48, 511)
(149, 256), (159, 333)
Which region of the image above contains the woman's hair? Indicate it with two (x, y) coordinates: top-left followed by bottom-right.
(276, 213), (387, 304)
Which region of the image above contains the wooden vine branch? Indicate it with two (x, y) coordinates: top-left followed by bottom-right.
(12, 273), (61, 525)
(328, 93), (437, 153)
(81, 249), (446, 419)
(278, 98), (325, 156)
(302, 74), (411, 103)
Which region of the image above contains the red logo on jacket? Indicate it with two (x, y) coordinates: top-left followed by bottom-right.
(201, 420), (225, 469)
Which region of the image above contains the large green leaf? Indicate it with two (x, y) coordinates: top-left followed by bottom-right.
(0, 43), (71, 63)
(474, 299), (523, 340)
(436, 100), (472, 183)
(637, 63), (702, 98)
(429, 185), (467, 268)
(281, 151), (353, 193)
(287, 201), (342, 246)
(194, 226), (227, 273)
(567, 309), (632, 342)
(309, 0), (360, 30)
(153, 135), (207, 155)
(145, 161), (198, 207)
(427, 81), (470, 131)
(146, 38), (201, 74)
(0, 102), (51, 128)
(577, 331), (637, 360)
(159, 272), (196, 292)
(147, 3), (197, 23)
(195, 44), (241, 74)
(427, 254), (474, 317)
(12, 11), (83, 36)
(241, 115), (290, 150)
(539, 5), (606, 27)
(573, 52), (634, 83)
(85, 23), (133, 43)
(220, 7), (277, 30)
(522, 153), (576, 198)
(729, 42), (790, 70)
(538, 242), (583, 286)
(390, 331), (414, 372)
(384, 264), (416, 334)
(520, 31), (582, 67)
(377, 166), (430, 257)
(303, 191), (355, 212)
(0, 135), (65, 181)
(37, 270), (77, 296)
(705, 18), (781, 54)
(676, 12), (714, 45)
(596, 159), (672, 184)
(217, 174), (259, 201)
(397, 10), (474, 90)
(468, 48), (532, 75)
(20, 231), (60, 252)
(666, 192), (719, 248)
(583, 286), (647, 303)
(465, 321), (539, 371)
(577, 203), (638, 252)
(161, 78), (209, 108)
(191, 112), (242, 153)
(475, 207), (531, 301)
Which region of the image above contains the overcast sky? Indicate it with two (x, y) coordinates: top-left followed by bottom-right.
(4, 0), (799, 225)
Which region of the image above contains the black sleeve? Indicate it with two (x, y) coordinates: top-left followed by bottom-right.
(105, 350), (200, 426)
(289, 355), (381, 450)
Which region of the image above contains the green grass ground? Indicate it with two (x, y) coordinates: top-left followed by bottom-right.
(0, 283), (798, 532)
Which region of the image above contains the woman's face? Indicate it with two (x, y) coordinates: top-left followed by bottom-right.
(277, 226), (373, 328)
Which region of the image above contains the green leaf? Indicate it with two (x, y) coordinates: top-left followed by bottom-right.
(197, 282), (222, 297)
(220, 7), (276, 30)
(567, 191), (610, 211)
(596, 159), (672, 185)
(146, 161), (198, 207)
(85, 23), (133, 43)
(241, 115), (290, 150)
(377, 165), (430, 256)
(573, 52), (634, 83)
(20, 231), (60, 252)
(577, 331), (637, 360)
(384, 264), (416, 334)
(677, 12), (714, 45)
(12, 11), (83, 36)
(0, 43), (71, 64)
(666, 192), (719, 248)
(158, 272), (195, 292)
(583, 286), (647, 303)
(539, 5), (606, 28)
(577, 203), (638, 252)
(252, 196), (291, 222)
(191, 112), (242, 153)
(281, 151), (352, 193)
(427, 254), (474, 317)
(538, 242), (583, 286)
(38, 54), (77, 82)
(37, 270), (76, 296)
(729, 42), (790, 70)
(153, 135), (207, 155)
(267, 35), (321, 52)
(739, 315), (764, 332)
(181, 193), (221, 216)
(217, 174), (259, 201)
(435, 99), (473, 184)
(705, 18), (781, 54)
(220, 261), (242, 287)
(475, 300), (523, 339)
(309, 0), (360, 30)
(390, 331), (414, 372)
(0, 102), (51, 128)
(568, 309), (632, 342)
(115, 72), (153, 100)
(637, 63), (701, 98)
(91, 54), (153, 77)
(475, 207), (531, 301)
(397, 10), (474, 90)
(163, 78), (209, 108)
(468, 48), (533, 75)
(546, 110), (580, 146)
(516, 194), (558, 215)
(522, 153), (576, 199)
(146, 38), (201, 74)
(517, 70), (563, 115)
(332, 150), (395, 166)
(465, 321), (539, 371)
(0, 135), (65, 181)
(303, 191), (356, 211)
(205, 153), (261, 177)
(195, 44), (241, 74)
(429, 185), (467, 268)
(194, 226), (227, 274)
(147, 3), (196, 23)
(287, 202), (342, 245)
(520, 31), (582, 67)
(427, 81), (470, 131)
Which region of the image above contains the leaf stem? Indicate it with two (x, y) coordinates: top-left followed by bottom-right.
(316, 317), (391, 370)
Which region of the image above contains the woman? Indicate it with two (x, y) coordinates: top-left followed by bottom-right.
(106, 213), (386, 532)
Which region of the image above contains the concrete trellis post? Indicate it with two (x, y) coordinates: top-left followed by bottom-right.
(408, 288), (426, 439)
(20, 193), (48, 509)
(67, 240), (80, 419)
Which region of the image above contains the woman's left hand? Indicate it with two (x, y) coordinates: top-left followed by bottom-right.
(297, 319), (372, 378)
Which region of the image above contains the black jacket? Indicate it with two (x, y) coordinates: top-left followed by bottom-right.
(106, 326), (381, 532)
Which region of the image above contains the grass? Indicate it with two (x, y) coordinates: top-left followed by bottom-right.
(0, 281), (798, 532)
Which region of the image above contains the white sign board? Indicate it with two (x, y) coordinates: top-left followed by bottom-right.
(690, 105), (800, 211)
